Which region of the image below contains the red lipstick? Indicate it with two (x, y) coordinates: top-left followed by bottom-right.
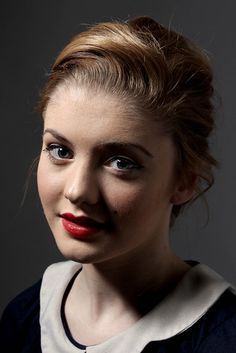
(60, 213), (105, 238)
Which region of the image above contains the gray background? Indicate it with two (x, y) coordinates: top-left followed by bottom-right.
(1, 0), (235, 315)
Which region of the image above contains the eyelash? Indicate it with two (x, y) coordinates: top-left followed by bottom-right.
(105, 156), (142, 171)
(43, 144), (73, 163)
(43, 143), (142, 171)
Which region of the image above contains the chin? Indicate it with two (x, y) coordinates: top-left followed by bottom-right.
(54, 237), (107, 264)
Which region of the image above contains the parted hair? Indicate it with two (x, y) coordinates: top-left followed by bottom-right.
(39, 16), (217, 223)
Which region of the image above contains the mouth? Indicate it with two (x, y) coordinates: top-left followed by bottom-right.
(60, 213), (106, 238)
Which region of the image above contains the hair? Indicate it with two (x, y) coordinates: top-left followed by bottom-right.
(39, 16), (217, 224)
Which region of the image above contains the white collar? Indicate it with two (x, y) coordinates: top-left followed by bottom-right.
(40, 261), (233, 353)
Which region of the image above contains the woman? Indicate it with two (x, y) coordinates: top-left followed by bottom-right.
(1, 16), (236, 353)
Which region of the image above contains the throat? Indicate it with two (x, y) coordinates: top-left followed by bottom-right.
(64, 290), (142, 346)
(63, 258), (190, 346)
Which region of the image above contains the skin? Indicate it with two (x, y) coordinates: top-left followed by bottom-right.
(37, 84), (196, 345)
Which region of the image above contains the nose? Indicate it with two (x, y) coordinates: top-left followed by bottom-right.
(64, 161), (100, 206)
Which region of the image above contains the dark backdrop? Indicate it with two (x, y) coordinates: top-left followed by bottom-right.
(1, 0), (236, 315)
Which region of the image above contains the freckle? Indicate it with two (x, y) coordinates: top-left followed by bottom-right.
(113, 210), (118, 215)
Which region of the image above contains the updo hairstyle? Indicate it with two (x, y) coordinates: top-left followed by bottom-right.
(39, 16), (217, 224)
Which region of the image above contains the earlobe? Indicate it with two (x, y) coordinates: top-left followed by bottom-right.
(170, 174), (198, 205)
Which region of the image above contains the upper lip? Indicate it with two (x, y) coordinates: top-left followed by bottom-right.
(60, 213), (106, 227)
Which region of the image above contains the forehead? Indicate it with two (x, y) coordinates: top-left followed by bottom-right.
(46, 84), (156, 130)
(44, 84), (172, 155)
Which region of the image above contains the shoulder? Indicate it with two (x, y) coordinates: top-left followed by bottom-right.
(0, 261), (78, 353)
(141, 263), (236, 353)
(0, 260), (75, 326)
(142, 289), (236, 353)
(177, 288), (236, 353)
(1, 279), (42, 325)
(193, 289), (236, 352)
(0, 279), (42, 352)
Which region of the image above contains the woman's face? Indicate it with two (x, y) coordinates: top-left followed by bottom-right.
(37, 85), (184, 265)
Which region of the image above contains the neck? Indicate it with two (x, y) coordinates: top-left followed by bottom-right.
(65, 242), (190, 345)
(73, 242), (190, 316)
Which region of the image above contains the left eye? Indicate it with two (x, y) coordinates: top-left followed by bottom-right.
(106, 156), (140, 170)
(44, 144), (73, 160)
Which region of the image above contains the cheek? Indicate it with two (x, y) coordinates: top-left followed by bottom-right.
(105, 179), (172, 225)
(104, 181), (152, 219)
(37, 157), (61, 210)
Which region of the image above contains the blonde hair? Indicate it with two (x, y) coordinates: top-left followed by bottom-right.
(39, 16), (217, 223)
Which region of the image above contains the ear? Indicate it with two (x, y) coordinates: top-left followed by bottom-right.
(170, 173), (198, 205)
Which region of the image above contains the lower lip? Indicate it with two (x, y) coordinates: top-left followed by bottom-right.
(61, 218), (102, 238)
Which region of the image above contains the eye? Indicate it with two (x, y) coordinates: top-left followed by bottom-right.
(43, 144), (73, 162)
(105, 156), (142, 171)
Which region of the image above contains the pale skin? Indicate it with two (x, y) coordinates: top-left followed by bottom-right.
(37, 83), (196, 345)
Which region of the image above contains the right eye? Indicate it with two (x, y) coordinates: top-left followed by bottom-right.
(43, 144), (73, 162)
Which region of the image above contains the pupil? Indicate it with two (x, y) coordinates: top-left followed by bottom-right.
(117, 159), (129, 168)
(58, 148), (68, 158)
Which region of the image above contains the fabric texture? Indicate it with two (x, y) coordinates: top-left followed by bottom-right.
(1, 261), (236, 353)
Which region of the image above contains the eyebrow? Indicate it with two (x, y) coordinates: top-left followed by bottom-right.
(43, 128), (153, 158)
(43, 128), (70, 144)
(97, 142), (153, 158)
